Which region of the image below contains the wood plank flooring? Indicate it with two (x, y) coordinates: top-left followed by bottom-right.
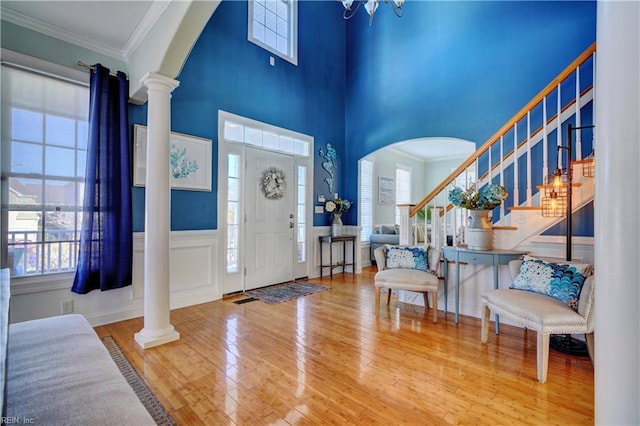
(95, 267), (594, 425)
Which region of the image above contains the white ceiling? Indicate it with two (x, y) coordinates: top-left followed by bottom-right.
(1, 1), (168, 60)
(389, 137), (476, 161)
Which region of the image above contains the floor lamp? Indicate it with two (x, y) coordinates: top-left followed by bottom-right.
(541, 123), (595, 355)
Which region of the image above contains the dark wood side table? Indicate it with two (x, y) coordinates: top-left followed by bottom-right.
(318, 235), (356, 279)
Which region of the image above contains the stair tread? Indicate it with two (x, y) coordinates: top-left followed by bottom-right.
(492, 226), (518, 230)
(509, 206), (542, 211)
(536, 183), (582, 189)
(572, 158), (595, 165)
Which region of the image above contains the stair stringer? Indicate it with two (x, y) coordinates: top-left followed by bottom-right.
(493, 168), (594, 251)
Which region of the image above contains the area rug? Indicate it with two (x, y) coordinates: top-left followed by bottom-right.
(244, 281), (330, 304)
(102, 336), (176, 426)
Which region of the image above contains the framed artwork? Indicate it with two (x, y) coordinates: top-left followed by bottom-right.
(378, 176), (395, 205)
(133, 124), (212, 191)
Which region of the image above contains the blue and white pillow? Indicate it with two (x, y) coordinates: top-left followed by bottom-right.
(510, 255), (592, 310)
(385, 246), (428, 272)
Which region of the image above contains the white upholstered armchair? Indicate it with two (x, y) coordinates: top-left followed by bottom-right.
(481, 258), (594, 383)
(373, 245), (441, 323)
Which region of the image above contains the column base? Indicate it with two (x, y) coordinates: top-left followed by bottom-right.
(134, 326), (180, 349)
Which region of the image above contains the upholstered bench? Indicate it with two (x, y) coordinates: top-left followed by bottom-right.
(373, 245), (440, 323)
(481, 257), (594, 383)
(1, 270), (155, 424)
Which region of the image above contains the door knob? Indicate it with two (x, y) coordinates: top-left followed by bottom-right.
(289, 222), (294, 228)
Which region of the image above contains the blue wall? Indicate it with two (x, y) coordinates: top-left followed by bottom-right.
(343, 1), (596, 215)
(131, 1), (347, 230)
(131, 0), (596, 231)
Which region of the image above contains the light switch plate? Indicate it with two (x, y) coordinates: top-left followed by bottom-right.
(314, 206), (324, 214)
(318, 195), (325, 203)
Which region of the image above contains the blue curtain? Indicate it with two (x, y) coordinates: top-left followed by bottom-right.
(72, 64), (132, 294)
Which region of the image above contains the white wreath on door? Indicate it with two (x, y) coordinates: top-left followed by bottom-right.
(262, 168), (286, 199)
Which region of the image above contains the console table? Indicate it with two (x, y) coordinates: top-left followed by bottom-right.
(442, 246), (527, 332)
(319, 235), (356, 279)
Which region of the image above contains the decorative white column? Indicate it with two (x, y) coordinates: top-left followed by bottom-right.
(135, 72), (180, 349)
(595, 1), (640, 424)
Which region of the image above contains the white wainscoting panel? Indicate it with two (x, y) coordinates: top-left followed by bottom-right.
(132, 230), (220, 308)
(311, 226), (361, 278)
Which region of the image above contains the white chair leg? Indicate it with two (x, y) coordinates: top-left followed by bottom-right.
(481, 305), (490, 343)
(586, 332), (595, 365)
(537, 332), (550, 383)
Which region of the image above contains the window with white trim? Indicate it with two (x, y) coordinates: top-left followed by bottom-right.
(359, 159), (374, 242)
(1, 65), (89, 278)
(248, 0), (298, 65)
(296, 165), (306, 262)
(223, 119), (309, 157)
(395, 164), (412, 225)
(226, 153), (240, 273)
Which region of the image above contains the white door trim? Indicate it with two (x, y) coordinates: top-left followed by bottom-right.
(217, 111), (314, 295)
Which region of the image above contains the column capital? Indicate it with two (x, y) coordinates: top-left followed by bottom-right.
(139, 72), (180, 93)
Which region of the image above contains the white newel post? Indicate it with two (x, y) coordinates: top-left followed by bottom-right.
(134, 72), (181, 349)
(398, 204), (415, 246)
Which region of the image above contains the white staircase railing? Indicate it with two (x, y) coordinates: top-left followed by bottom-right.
(407, 43), (596, 249)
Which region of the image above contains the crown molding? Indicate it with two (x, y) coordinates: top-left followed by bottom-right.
(122, 1), (171, 61)
(1, 6), (124, 61)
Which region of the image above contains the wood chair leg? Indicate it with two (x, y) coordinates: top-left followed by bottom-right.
(375, 287), (381, 317)
(386, 289), (392, 305)
(431, 292), (438, 323)
(537, 332), (550, 383)
(481, 305), (490, 343)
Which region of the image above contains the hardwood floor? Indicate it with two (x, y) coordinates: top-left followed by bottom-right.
(95, 267), (594, 425)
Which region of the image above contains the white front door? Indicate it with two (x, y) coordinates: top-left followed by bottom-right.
(244, 147), (295, 290)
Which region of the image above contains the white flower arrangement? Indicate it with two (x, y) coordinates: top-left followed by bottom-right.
(325, 197), (351, 214)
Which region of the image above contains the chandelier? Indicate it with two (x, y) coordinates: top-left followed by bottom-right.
(341, 0), (405, 25)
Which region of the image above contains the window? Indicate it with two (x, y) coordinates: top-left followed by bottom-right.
(359, 159), (374, 242)
(395, 165), (412, 225)
(1, 65), (89, 278)
(248, 0), (298, 65)
(296, 165), (306, 262)
(226, 154), (241, 273)
(222, 115), (309, 157)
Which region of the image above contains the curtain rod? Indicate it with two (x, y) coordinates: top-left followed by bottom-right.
(77, 61), (125, 78)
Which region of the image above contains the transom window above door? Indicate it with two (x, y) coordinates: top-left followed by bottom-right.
(222, 113), (310, 157)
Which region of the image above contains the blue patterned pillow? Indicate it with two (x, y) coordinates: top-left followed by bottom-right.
(510, 255), (592, 310)
(385, 246), (428, 272)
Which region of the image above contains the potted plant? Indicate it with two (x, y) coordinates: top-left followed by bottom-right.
(448, 183), (508, 250)
(325, 196), (351, 236)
